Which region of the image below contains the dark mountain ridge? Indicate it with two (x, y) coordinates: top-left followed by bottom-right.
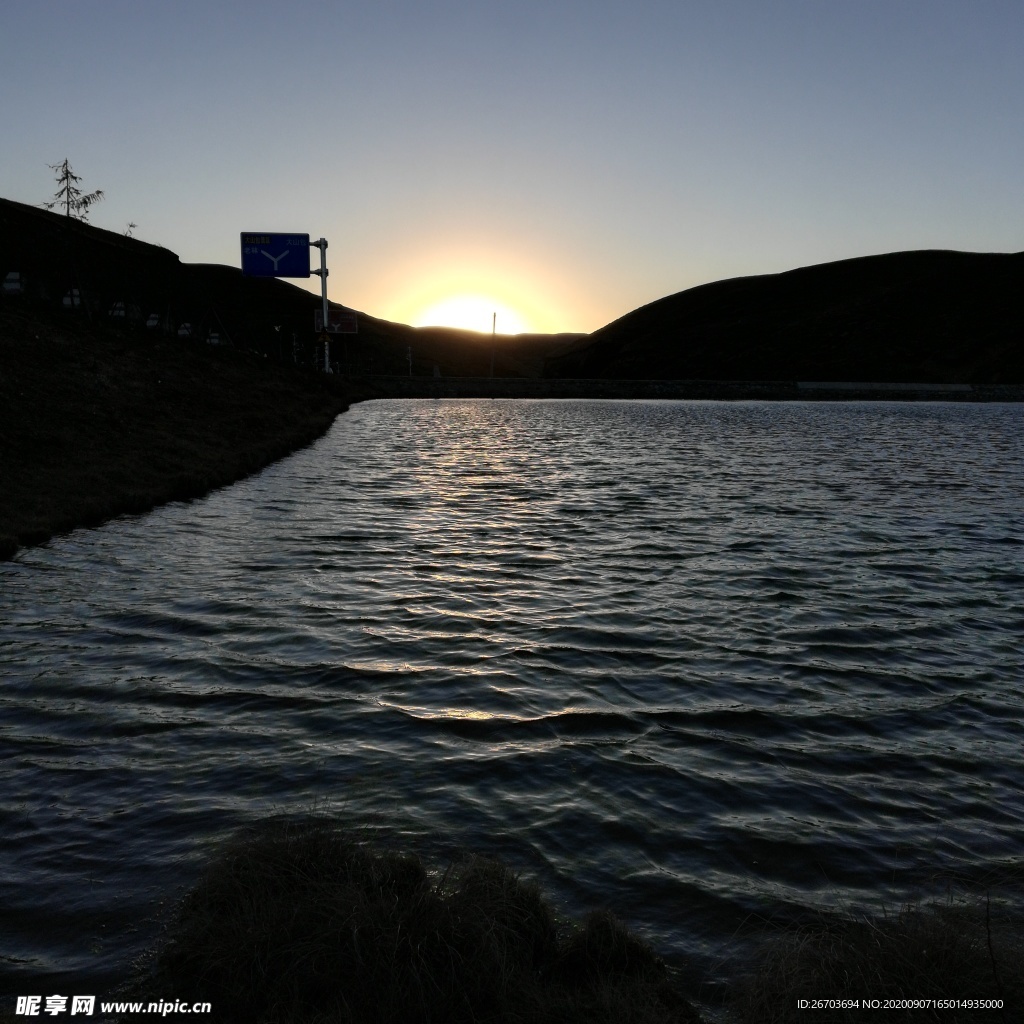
(0, 196), (581, 378)
(545, 249), (1024, 384)
(5, 196), (1021, 384)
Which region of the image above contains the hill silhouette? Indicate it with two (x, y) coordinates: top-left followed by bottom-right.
(9, 196), (1018, 387)
(545, 249), (1024, 384)
(0, 196), (582, 378)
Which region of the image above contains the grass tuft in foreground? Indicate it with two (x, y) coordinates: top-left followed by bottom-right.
(110, 817), (1024, 1024)
(124, 818), (703, 1024)
(728, 895), (1022, 1024)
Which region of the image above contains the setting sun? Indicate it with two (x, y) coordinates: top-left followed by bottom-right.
(378, 245), (575, 333)
(413, 294), (532, 335)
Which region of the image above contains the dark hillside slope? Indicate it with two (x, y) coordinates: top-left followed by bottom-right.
(546, 250), (1024, 383)
(0, 197), (578, 378)
(0, 303), (352, 560)
(0, 196), (348, 364)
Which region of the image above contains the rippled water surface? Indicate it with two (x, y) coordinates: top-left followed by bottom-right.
(2, 399), (1023, 1000)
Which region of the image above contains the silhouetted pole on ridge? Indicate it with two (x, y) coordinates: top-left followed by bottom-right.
(310, 237), (330, 372)
(490, 311), (496, 377)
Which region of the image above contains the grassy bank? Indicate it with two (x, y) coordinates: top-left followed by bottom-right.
(119, 818), (704, 1024)
(99, 818), (1022, 1024)
(729, 890), (1022, 1023)
(0, 307), (352, 560)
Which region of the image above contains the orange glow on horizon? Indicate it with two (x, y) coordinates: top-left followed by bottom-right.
(412, 294), (532, 335)
(376, 246), (574, 335)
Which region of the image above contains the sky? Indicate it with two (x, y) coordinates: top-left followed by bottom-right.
(3, 1), (1022, 334)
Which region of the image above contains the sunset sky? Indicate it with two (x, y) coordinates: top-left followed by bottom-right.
(3, 1), (1022, 334)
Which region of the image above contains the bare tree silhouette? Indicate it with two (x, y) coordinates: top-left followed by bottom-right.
(43, 159), (104, 220)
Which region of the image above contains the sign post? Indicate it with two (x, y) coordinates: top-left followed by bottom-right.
(310, 238), (329, 371)
(241, 232), (336, 372)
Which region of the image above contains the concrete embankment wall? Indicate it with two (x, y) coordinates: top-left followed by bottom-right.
(347, 376), (1024, 402)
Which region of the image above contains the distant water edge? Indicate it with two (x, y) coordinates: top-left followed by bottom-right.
(347, 374), (1024, 402)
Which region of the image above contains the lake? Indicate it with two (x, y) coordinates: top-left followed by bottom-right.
(2, 398), (1022, 1008)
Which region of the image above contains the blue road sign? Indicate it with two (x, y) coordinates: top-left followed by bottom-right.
(240, 233), (311, 277)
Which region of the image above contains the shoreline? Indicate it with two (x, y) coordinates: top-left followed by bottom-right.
(0, 308), (353, 561)
(3, 297), (1021, 562)
(348, 374), (1024, 402)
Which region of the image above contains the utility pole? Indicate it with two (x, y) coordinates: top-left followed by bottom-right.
(310, 237), (330, 371)
(490, 311), (496, 377)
